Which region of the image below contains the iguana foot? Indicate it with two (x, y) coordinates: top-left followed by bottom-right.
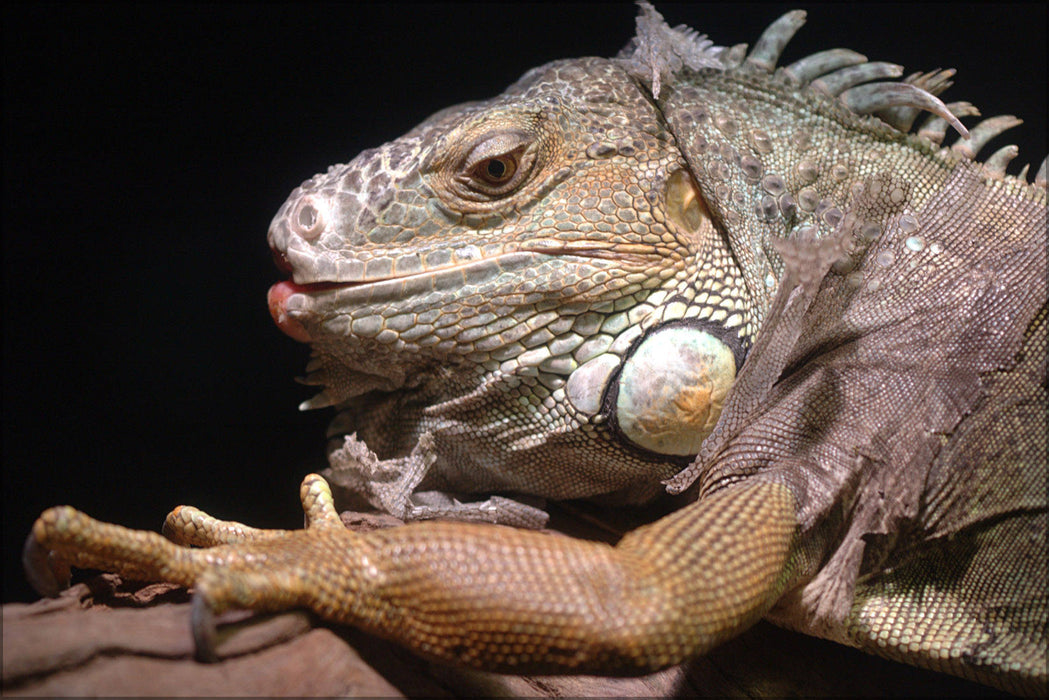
(24, 475), (360, 660)
(161, 474), (342, 547)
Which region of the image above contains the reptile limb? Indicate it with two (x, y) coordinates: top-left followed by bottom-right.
(25, 474), (797, 672)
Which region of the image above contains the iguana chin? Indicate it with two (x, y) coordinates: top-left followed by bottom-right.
(23, 3), (1046, 695)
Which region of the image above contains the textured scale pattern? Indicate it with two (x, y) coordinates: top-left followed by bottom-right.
(28, 475), (797, 673)
(24, 4), (1046, 695)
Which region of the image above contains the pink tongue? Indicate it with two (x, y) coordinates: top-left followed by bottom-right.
(268, 281), (312, 342)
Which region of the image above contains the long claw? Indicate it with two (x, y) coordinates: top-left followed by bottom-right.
(191, 587), (220, 663)
(22, 529), (70, 597)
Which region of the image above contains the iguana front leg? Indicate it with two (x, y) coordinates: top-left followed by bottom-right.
(24, 475), (797, 672)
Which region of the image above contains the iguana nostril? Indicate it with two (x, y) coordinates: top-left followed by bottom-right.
(291, 197), (325, 240)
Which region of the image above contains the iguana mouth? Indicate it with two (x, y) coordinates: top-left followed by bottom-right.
(267, 251), (554, 342)
(267, 238), (657, 313)
(273, 250), (541, 291)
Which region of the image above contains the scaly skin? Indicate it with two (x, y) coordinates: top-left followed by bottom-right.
(25, 4), (1047, 694)
(28, 474), (797, 672)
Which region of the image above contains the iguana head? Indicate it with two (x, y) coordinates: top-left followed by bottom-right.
(267, 49), (742, 499)
(267, 3), (1039, 502)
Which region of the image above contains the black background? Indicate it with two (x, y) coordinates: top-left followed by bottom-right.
(4, 3), (1045, 603)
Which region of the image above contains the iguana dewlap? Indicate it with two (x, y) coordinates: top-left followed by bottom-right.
(25, 4), (1046, 695)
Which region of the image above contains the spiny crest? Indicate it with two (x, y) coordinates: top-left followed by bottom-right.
(620, 2), (1046, 188)
(616, 2), (724, 99)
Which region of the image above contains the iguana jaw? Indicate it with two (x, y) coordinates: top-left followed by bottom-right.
(267, 241), (667, 344)
(267, 251), (553, 342)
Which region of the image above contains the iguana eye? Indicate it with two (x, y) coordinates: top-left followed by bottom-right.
(474, 154), (518, 185)
(455, 130), (537, 198)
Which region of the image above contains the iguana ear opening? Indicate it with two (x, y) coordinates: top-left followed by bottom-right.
(664, 168), (713, 243)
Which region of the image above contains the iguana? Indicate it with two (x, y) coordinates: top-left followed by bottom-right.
(23, 3), (1046, 695)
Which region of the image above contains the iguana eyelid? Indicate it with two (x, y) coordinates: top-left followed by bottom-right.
(461, 131), (535, 173)
(457, 134), (540, 197)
